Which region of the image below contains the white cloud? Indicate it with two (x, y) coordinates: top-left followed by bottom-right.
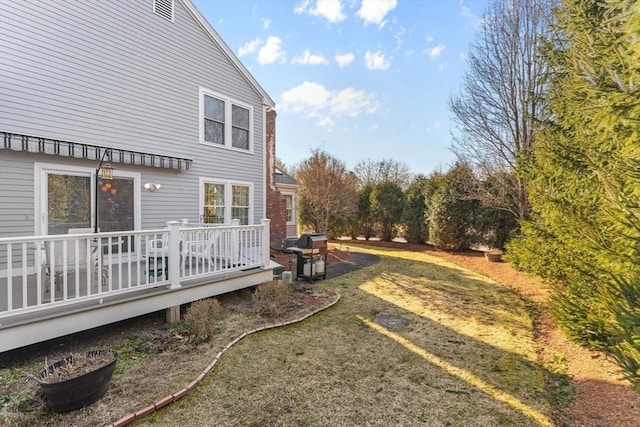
(459, 51), (467, 60)
(330, 88), (379, 116)
(263, 18), (271, 30)
(279, 81), (379, 128)
(459, 1), (483, 26)
(257, 36), (285, 65)
(393, 26), (406, 52)
(238, 38), (262, 57)
(280, 81), (330, 113)
(364, 50), (391, 70)
(429, 44), (445, 58)
(334, 52), (355, 68)
(294, 0), (346, 24)
(317, 116), (336, 128)
(292, 49), (329, 65)
(425, 35), (434, 43)
(357, 0), (397, 27)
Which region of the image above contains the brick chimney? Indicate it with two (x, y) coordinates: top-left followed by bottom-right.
(265, 109), (286, 244)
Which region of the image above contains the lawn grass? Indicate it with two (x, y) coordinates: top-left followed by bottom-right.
(138, 244), (554, 426)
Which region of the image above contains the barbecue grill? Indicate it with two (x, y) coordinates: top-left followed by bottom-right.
(284, 233), (328, 281)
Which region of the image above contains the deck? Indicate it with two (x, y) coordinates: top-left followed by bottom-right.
(0, 220), (277, 352)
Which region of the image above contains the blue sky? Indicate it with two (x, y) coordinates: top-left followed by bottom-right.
(192, 0), (490, 176)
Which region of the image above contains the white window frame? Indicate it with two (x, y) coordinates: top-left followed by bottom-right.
(199, 177), (254, 225)
(282, 191), (296, 226)
(199, 87), (254, 153)
(34, 162), (141, 236)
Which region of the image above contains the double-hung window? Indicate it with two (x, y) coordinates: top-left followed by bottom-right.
(284, 194), (294, 224)
(200, 178), (253, 225)
(200, 87), (252, 152)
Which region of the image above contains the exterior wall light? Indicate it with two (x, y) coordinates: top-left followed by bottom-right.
(144, 182), (162, 191)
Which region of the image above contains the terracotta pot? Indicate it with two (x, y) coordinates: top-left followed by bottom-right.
(484, 252), (503, 262)
(37, 349), (118, 413)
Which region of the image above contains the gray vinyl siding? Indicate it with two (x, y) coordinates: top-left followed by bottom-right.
(0, 0), (267, 234)
(0, 152), (35, 237)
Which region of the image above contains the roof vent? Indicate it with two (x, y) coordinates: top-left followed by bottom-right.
(154, 0), (174, 22)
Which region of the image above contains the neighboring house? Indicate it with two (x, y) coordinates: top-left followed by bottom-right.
(0, 0), (278, 351)
(275, 168), (300, 239)
(264, 110), (300, 244)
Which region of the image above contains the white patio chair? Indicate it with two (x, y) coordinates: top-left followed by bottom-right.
(181, 239), (213, 270)
(145, 237), (169, 279)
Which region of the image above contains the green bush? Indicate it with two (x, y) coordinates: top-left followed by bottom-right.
(402, 176), (428, 244)
(549, 282), (612, 350)
(356, 184), (376, 239)
(370, 181), (405, 242)
(427, 163), (478, 250)
(475, 205), (517, 250)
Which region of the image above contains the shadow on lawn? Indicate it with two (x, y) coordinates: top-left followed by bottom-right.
(141, 244), (566, 427)
(1, 245), (567, 426)
(323, 249), (556, 425)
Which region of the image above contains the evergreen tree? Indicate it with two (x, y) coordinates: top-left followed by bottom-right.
(510, 0), (640, 390)
(355, 184), (375, 240)
(370, 181), (405, 242)
(403, 175), (428, 244)
(428, 163), (479, 250)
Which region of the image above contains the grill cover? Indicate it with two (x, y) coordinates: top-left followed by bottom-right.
(282, 237), (298, 249)
(296, 233), (327, 249)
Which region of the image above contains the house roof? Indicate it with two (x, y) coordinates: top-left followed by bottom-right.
(181, 0), (275, 109)
(275, 168), (299, 187)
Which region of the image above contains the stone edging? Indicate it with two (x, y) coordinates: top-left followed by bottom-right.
(109, 291), (342, 427)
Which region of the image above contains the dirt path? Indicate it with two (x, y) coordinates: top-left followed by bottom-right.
(338, 241), (640, 427)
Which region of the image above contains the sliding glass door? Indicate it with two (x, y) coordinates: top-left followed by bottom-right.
(38, 164), (140, 239)
(47, 173), (92, 235)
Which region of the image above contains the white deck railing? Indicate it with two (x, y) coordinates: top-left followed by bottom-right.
(0, 219), (271, 317)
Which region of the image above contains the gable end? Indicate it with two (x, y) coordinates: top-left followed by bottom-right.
(154, 0), (174, 22)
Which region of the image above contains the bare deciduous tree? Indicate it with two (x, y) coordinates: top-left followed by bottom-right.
(295, 149), (358, 235)
(449, 0), (551, 220)
(353, 158), (412, 189)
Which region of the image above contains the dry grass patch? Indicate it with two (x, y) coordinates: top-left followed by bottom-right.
(138, 245), (555, 427)
(0, 285), (336, 427)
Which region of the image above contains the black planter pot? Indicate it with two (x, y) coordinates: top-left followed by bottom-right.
(37, 349), (118, 413)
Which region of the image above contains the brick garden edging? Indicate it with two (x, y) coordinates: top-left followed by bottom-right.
(109, 292), (342, 427)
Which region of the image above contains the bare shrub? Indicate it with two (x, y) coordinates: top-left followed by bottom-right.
(184, 298), (223, 343)
(252, 280), (292, 317)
